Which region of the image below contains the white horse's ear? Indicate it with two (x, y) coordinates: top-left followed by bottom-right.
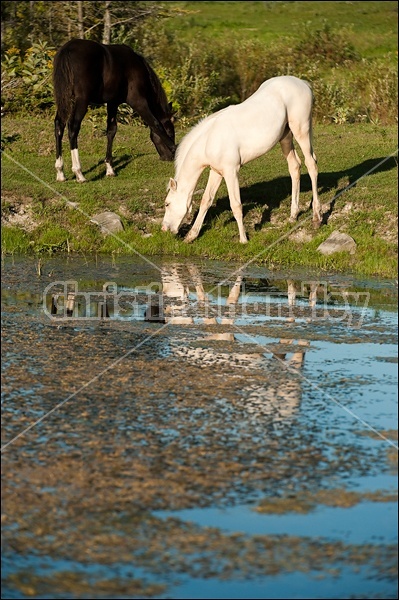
(169, 178), (177, 192)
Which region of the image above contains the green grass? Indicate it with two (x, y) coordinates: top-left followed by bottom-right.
(166, 1), (398, 60)
(1, 113), (397, 277)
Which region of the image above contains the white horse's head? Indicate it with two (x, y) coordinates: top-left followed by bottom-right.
(161, 178), (193, 234)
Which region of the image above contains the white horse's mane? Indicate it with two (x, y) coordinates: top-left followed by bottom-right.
(174, 113), (218, 180)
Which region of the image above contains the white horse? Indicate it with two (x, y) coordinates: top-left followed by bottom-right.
(161, 76), (322, 243)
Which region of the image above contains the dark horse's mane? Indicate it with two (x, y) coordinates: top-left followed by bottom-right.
(142, 57), (170, 114)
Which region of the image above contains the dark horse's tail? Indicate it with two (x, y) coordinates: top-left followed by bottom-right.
(53, 46), (74, 122)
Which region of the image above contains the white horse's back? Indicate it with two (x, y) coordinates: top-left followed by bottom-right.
(207, 76), (313, 167)
(176, 76), (313, 173)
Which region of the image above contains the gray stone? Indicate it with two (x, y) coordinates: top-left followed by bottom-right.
(91, 211), (124, 235)
(317, 230), (357, 256)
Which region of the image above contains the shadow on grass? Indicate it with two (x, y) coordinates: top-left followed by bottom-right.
(1, 133), (21, 151)
(182, 155), (397, 239)
(81, 153), (143, 182)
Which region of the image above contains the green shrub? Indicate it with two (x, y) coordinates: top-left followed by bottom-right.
(160, 52), (227, 119)
(358, 59), (398, 124)
(1, 41), (55, 113)
(1, 25), (397, 126)
(293, 22), (360, 67)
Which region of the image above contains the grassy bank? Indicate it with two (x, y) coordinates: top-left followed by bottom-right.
(1, 114), (397, 277)
(165, 1), (398, 58)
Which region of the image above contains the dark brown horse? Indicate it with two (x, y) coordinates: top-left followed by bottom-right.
(53, 39), (176, 182)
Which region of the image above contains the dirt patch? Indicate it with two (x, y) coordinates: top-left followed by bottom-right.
(1, 192), (38, 232)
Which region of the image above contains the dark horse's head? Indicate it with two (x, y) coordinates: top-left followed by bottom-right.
(144, 59), (176, 161)
(150, 101), (176, 161)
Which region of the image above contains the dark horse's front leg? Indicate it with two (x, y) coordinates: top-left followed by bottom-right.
(54, 112), (66, 182)
(105, 102), (118, 176)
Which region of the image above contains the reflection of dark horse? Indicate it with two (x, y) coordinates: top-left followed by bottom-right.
(53, 39), (176, 182)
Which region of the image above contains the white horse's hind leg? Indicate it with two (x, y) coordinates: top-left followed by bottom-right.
(223, 168), (248, 244)
(304, 148), (322, 226)
(185, 169), (223, 243)
(280, 129), (301, 222)
(71, 148), (87, 183)
(290, 124), (322, 226)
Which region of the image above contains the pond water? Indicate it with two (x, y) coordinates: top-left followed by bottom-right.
(1, 255), (398, 599)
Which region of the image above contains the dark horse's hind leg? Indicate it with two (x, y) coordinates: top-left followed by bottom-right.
(105, 103), (118, 176)
(68, 98), (88, 182)
(54, 112), (66, 182)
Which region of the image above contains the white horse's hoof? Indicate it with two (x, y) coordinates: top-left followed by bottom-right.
(313, 217), (322, 229)
(75, 174), (87, 183)
(184, 232), (197, 243)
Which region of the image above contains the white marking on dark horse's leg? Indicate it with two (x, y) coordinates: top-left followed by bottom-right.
(105, 162), (116, 177)
(185, 169), (223, 242)
(105, 103), (117, 176)
(68, 99), (88, 182)
(224, 168), (248, 244)
(55, 156), (66, 182)
(280, 129), (301, 222)
(71, 148), (87, 183)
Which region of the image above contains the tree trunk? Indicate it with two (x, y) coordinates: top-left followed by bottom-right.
(77, 1), (84, 39)
(103, 1), (111, 45)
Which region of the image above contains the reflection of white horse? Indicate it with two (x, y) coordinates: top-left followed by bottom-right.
(156, 264), (310, 424)
(160, 265), (207, 324)
(158, 265), (245, 324)
(243, 339), (309, 421)
(162, 76), (321, 243)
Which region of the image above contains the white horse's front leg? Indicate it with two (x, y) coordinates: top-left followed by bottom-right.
(71, 148), (87, 183)
(185, 169), (223, 243)
(223, 168), (248, 243)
